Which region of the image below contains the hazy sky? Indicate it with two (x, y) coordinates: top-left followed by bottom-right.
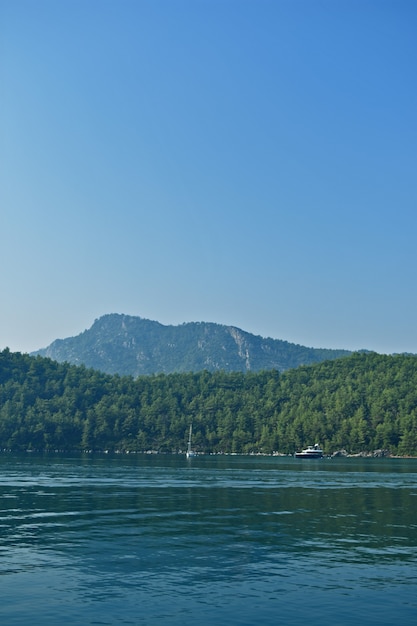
(1, 0), (416, 354)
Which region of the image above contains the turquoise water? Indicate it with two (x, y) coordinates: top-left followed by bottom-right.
(1, 453), (416, 625)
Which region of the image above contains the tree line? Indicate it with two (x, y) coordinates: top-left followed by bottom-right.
(1, 348), (417, 455)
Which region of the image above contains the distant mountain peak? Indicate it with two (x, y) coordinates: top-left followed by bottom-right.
(32, 313), (352, 376)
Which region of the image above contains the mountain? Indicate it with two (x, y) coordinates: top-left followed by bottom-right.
(32, 313), (352, 376)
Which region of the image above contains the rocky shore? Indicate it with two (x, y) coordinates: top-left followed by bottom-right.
(331, 449), (392, 458)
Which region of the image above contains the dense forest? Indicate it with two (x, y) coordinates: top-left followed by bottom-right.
(1, 348), (417, 455)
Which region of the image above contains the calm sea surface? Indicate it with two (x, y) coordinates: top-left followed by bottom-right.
(0, 453), (416, 625)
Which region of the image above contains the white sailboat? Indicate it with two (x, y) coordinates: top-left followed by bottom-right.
(186, 424), (197, 458)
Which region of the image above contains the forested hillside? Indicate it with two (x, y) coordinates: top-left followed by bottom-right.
(1, 348), (417, 455)
(32, 313), (352, 375)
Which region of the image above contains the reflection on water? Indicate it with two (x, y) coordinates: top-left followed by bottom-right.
(1, 454), (417, 625)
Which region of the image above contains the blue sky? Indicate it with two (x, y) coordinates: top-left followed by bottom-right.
(1, 0), (416, 354)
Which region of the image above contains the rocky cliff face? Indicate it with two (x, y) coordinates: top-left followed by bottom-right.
(32, 313), (352, 376)
(228, 326), (251, 370)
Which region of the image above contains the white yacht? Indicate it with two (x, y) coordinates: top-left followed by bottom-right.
(294, 443), (323, 459)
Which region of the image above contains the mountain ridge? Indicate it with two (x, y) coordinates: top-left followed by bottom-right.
(32, 313), (353, 376)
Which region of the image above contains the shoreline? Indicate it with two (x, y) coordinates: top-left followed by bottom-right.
(1, 448), (416, 459)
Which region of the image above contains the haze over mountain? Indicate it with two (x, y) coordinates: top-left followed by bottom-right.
(32, 314), (352, 376)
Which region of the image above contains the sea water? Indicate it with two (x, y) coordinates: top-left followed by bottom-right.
(0, 453), (416, 625)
